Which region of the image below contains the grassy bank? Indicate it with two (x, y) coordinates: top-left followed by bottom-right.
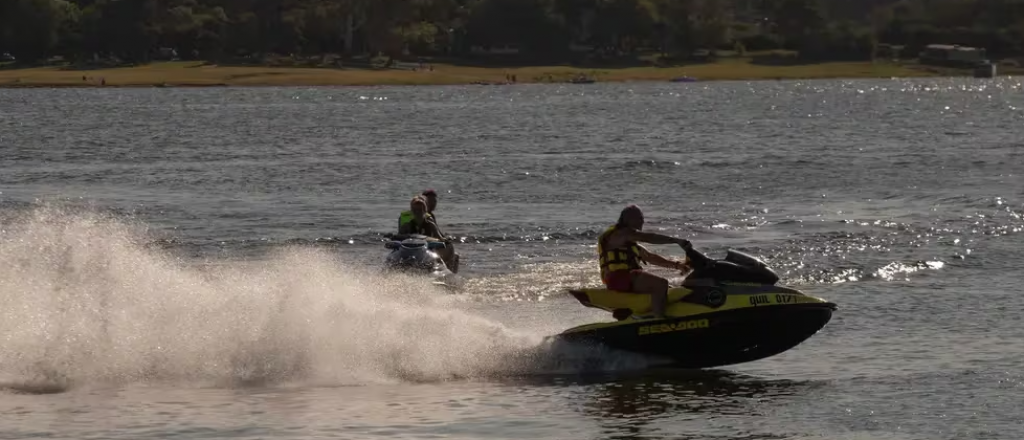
(0, 58), (1014, 88)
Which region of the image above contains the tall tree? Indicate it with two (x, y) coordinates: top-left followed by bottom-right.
(0, 0), (79, 61)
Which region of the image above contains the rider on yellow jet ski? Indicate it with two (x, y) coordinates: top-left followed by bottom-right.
(598, 205), (692, 319)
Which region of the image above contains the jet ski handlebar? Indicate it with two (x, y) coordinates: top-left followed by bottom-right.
(676, 244), (781, 285)
(384, 235), (450, 250)
(679, 242), (714, 270)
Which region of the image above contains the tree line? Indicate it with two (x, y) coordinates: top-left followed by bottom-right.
(1, 0), (1023, 65)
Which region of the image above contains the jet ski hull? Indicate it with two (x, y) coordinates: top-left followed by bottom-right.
(556, 284), (837, 368)
(556, 303), (834, 368)
(382, 235), (463, 291)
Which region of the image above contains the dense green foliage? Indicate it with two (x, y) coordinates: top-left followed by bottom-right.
(1, 0), (1023, 64)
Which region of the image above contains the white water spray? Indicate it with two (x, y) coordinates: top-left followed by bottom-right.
(0, 205), (658, 391)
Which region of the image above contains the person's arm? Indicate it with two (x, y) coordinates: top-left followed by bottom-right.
(615, 227), (689, 247)
(429, 214), (446, 238)
(423, 220), (444, 240)
(637, 245), (688, 271)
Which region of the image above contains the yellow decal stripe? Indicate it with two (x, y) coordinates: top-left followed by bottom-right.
(638, 318), (710, 335)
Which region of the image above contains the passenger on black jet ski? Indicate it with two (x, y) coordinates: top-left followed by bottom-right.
(400, 196), (439, 236)
(399, 195), (458, 271)
(399, 189), (440, 231)
(598, 205), (692, 319)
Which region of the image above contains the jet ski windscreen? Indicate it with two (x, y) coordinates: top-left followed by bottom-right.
(724, 250), (769, 268)
(686, 248), (780, 285)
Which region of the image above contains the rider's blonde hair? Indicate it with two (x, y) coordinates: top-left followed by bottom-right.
(410, 196), (427, 211)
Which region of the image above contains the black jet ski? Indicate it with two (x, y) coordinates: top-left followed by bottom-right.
(555, 245), (836, 369)
(383, 234), (462, 290)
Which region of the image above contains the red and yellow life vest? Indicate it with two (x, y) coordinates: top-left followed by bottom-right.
(597, 225), (645, 281)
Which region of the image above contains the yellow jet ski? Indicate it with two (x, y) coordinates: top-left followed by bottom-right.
(556, 246), (837, 369)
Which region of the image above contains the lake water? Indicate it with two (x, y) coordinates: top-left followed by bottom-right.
(1, 78), (1023, 440)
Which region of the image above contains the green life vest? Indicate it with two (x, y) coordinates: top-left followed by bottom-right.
(399, 211), (436, 230)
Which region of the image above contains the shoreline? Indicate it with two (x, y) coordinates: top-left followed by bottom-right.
(0, 60), (1015, 89)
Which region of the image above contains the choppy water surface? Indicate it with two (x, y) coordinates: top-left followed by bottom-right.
(2, 78), (1023, 440)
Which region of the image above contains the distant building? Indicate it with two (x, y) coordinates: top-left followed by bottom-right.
(155, 47), (179, 61)
(469, 45), (521, 55)
(919, 44), (987, 67)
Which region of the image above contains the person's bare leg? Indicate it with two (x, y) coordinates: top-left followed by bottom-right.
(631, 271), (669, 318)
(446, 250), (459, 273)
(439, 247), (456, 272)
